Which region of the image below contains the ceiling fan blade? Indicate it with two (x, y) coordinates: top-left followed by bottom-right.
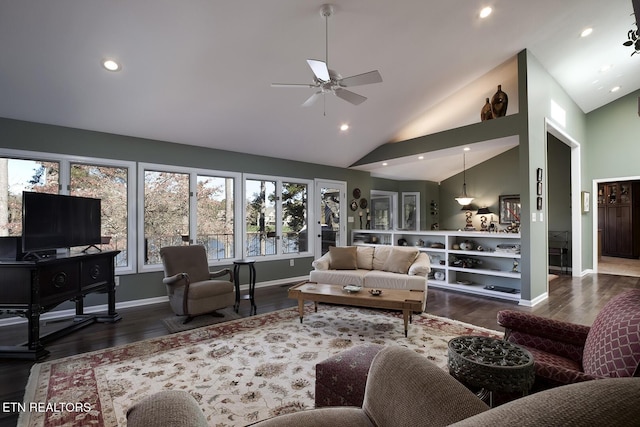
(339, 70), (383, 87)
(271, 83), (316, 88)
(307, 59), (330, 82)
(302, 92), (322, 107)
(335, 88), (367, 105)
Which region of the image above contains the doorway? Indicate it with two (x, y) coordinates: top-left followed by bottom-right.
(314, 180), (347, 256)
(593, 177), (640, 277)
(545, 120), (582, 277)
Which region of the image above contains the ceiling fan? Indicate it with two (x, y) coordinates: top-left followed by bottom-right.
(271, 4), (383, 108)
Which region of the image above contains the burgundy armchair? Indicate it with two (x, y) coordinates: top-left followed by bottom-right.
(497, 289), (640, 390)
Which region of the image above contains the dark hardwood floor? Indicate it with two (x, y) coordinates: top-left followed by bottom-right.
(1, 273), (638, 426)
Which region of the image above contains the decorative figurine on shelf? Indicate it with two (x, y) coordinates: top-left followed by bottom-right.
(464, 211), (475, 231)
(480, 215), (488, 231)
(491, 84), (508, 118)
(512, 259), (519, 273)
(481, 98), (494, 121)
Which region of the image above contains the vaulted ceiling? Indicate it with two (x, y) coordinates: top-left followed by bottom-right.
(1, 1), (638, 181)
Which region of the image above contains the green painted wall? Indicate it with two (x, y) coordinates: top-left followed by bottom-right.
(585, 89), (640, 179)
(440, 147), (520, 230)
(370, 178), (440, 231)
(3, 50), (632, 309)
(0, 117), (371, 307)
(520, 50), (587, 300)
(584, 89), (640, 270)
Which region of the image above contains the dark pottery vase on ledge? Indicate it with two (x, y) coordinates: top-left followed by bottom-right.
(491, 84), (508, 117)
(481, 98), (493, 121)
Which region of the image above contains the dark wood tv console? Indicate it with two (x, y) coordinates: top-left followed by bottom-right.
(0, 250), (121, 360)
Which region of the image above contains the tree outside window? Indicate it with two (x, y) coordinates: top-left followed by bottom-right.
(196, 175), (234, 261)
(143, 170), (189, 264)
(0, 158), (59, 237)
(70, 163), (129, 266)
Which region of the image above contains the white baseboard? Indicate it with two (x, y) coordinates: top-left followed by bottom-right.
(518, 291), (549, 307)
(0, 276), (310, 328)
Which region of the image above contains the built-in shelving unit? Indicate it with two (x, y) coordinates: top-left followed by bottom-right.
(352, 229), (522, 302)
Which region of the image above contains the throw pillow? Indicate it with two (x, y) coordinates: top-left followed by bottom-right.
(382, 248), (419, 274)
(329, 246), (358, 270)
(356, 246), (374, 270)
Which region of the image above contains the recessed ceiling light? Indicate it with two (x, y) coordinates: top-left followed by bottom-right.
(418, 155), (424, 160)
(479, 6), (492, 18)
(340, 124), (349, 131)
(463, 147), (471, 151)
(382, 162), (388, 166)
(102, 59), (121, 72)
(610, 86), (621, 93)
(580, 28), (593, 38)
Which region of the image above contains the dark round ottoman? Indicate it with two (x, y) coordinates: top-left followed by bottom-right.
(315, 344), (384, 407)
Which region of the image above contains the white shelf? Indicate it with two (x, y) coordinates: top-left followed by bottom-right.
(351, 229), (522, 302)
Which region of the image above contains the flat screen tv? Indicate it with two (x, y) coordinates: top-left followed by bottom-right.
(22, 192), (102, 254)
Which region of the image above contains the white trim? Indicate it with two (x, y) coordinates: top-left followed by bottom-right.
(545, 119), (583, 277)
(242, 173), (315, 259)
(0, 148), (138, 275)
(518, 291), (548, 307)
(591, 175), (640, 273)
(0, 276), (309, 328)
(371, 190), (399, 230)
(138, 162), (243, 272)
(314, 179), (347, 256)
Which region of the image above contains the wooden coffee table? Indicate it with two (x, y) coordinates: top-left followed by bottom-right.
(288, 282), (424, 337)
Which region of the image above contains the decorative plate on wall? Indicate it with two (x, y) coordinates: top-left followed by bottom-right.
(352, 188), (361, 199)
(359, 198), (368, 209)
(350, 200), (358, 211)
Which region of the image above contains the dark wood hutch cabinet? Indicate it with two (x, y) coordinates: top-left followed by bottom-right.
(597, 180), (640, 258)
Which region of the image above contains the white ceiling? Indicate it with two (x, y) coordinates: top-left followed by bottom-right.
(1, 1), (638, 182)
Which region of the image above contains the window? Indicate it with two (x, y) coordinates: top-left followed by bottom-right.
(0, 149), (136, 274)
(282, 182), (308, 253)
(196, 175), (235, 261)
(245, 178), (277, 256)
(0, 157), (60, 238)
(70, 163), (129, 267)
(143, 170), (190, 265)
(244, 175), (311, 258)
(139, 164), (240, 269)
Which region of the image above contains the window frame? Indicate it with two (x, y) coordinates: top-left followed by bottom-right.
(0, 148), (137, 275)
(138, 162), (242, 273)
(243, 173), (314, 260)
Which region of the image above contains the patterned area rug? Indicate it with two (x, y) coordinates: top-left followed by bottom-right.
(161, 307), (241, 333)
(20, 305), (500, 427)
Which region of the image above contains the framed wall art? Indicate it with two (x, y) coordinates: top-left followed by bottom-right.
(401, 192), (420, 230)
(499, 194), (521, 224)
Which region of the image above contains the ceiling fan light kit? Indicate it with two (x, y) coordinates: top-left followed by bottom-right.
(272, 3), (383, 109)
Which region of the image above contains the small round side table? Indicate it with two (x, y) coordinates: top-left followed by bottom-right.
(233, 259), (257, 315)
(448, 335), (534, 407)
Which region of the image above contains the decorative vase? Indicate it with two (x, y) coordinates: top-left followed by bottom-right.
(491, 85), (508, 117)
(480, 98), (493, 121)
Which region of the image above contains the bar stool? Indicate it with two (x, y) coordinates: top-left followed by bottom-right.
(233, 259), (257, 315)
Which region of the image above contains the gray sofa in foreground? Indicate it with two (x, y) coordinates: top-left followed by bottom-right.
(127, 346), (640, 427)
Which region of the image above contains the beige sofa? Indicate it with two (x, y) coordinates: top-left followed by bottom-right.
(309, 245), (430, 310)
(126, 346), (640, 427)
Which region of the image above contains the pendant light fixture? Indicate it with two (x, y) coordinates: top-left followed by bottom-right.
(455, 149), (474, 206)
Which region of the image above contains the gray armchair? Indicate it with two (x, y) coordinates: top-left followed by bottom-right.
(160, 245), (235, 323)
